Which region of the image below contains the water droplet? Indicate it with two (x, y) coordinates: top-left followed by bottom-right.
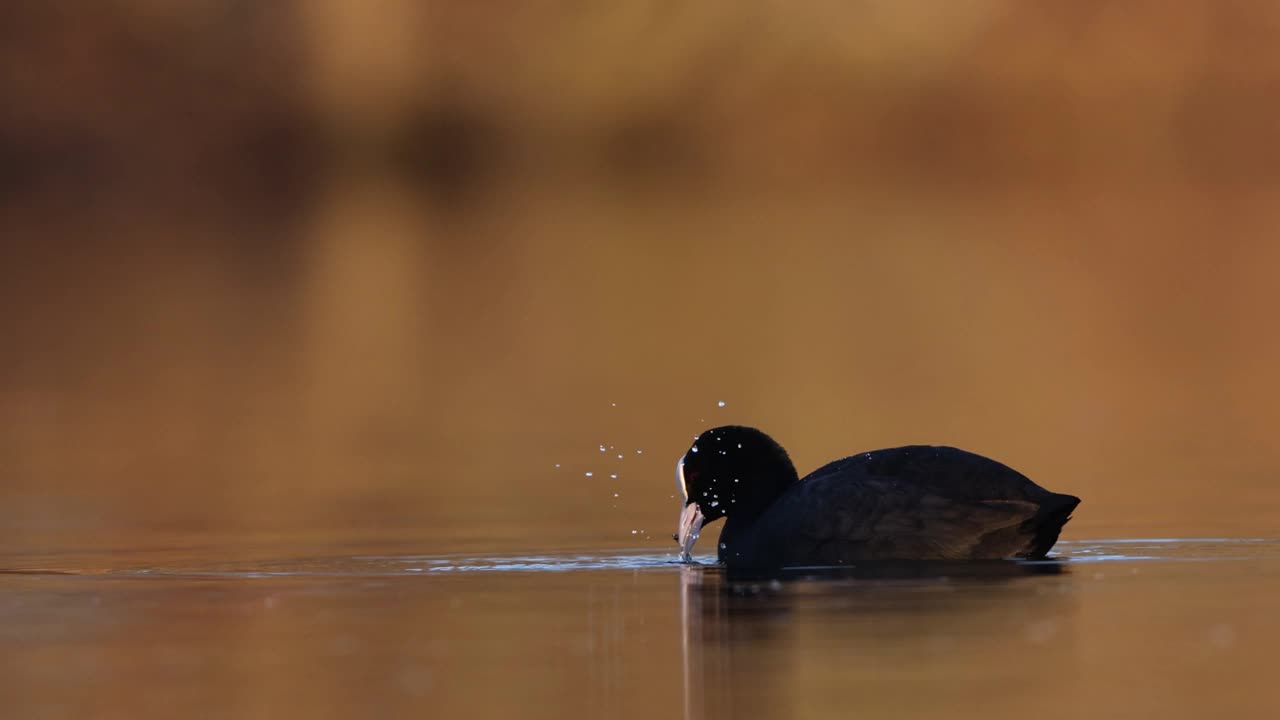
(631, 530), (638, 535)
(691, 445), (699, 453)
(737, 443), (742, 449)
(617, 454), (623, 459)
(610, 474), (617, 479)
(599, 445), (607, 452)
(709, 501), (719, 507)
(554, 464), (560, 468)
(636, 449), (643, 454)
(733, 478), (739, 483)
(613, 492), (619, 498)
(719, 542), (727, 549)
(585, 472), (594, 477)
(717, 400), (726, 407)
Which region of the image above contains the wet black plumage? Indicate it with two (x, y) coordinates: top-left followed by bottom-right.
(675, 426), (1080, 568)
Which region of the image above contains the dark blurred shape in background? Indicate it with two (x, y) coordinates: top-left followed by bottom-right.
(2, 1), (1279, 553)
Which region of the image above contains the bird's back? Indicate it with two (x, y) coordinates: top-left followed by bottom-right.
(718, 445), (1079, 567)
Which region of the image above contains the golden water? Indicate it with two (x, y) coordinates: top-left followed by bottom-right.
(6, 4), (1280, 716)
(2, 540), (1277, 719)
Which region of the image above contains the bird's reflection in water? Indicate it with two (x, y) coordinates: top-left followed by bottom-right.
(680, 560), (1075, 720)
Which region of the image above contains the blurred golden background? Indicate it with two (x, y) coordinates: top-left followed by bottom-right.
(3, 1), (1279, 558)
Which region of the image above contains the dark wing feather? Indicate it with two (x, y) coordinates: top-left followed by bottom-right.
(744, 445), (1069, 564)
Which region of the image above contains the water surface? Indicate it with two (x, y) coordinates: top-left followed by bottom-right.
(2, 538), (1277, 719)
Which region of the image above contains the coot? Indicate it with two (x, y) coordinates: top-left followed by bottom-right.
(675, 426), (1080, 567)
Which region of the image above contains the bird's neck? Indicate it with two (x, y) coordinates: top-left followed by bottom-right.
(716, 515), (755, 564)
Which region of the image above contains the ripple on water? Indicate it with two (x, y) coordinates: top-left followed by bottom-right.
(2, 538), (1275, 579)
(358, 552), (693, 573)
(107, 551), (700, 578)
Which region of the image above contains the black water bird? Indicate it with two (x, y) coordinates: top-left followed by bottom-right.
(675, 426), (1080, 568)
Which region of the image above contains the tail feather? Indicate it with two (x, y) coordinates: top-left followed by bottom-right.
(1023, 493), (1081, 559)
